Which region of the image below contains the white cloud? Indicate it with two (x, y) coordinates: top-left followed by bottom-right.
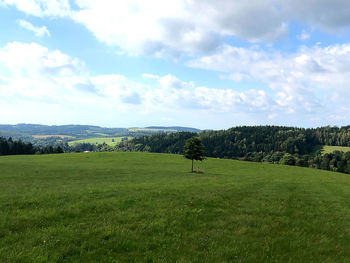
(69, 0), (291, 56)
(0, 42), (82, 77)
(0, 0), (72, 17)
(0, 41), (289, 128)
(71, 1), (221, 57)
(17, 19), (50, 37)
(2, 41), (350, 128)
(220, 73), (251, 82)
(0, 42), (83, 106)
(2, 0), (350, 61)
(188, 43), (350, 122)
(297, 30), (310, 41)
(6, 0), (350, 58)
(142, 73), (160, 80)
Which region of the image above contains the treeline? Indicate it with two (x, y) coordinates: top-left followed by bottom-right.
(0, 137), (34, 155)
(132, 132), (194, 154)
(200, 126), (317, 157)
(129, 126), (350, 174)
(131, 126), (318, 156)
(241, 151), (350, 174)
(315, 126), (350, 146)
(67, 141), (134, 153)
(309, 152), (350, 173)
(0, 137), (125, 155)
(0, 137), (63, 156)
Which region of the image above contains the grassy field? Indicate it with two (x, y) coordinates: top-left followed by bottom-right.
(1, 153), (350, 262)
(68, 137), (132, 146)
(322, 145), (350, 154)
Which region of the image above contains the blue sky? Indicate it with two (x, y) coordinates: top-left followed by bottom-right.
(1, 0), (350, 129)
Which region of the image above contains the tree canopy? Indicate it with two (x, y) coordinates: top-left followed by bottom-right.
(184, 137), (205, 172)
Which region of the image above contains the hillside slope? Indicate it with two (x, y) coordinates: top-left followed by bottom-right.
(1, 152), (350, 262)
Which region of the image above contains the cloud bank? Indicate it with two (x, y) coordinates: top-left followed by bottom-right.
(1, 41), (350, 127)
(0, 42), (287, 128)
(1, 1), (350, 127)
(3, 0), (350, 56)
(189, 43), (350, 121)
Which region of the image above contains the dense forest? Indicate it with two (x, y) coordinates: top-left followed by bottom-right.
(129, 126), (350, 174)
(131, 126), (350, 155)
(0, 137), (63, 155)
(0, 137), (34, 155)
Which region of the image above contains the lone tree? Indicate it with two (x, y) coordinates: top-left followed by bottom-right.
(184, 137), (205, 172)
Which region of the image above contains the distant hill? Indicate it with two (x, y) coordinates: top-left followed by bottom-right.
(0, 124), (127, 137)
(0, 124), (200, 139)
(0, 129), (22, 137)
(145, 126), (201, 132)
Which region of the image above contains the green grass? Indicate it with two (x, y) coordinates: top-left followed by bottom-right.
(1, 152), (350, 262)
(322, 145), (350, 154)
(68, 137), (132, 146)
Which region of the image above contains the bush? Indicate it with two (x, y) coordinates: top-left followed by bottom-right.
(280, 153), (296, 166)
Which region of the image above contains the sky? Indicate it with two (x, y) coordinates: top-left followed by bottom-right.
(1, 1), (350, 129)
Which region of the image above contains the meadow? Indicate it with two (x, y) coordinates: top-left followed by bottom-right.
(322, 145), (350, 154)
(68, 137), (132, 146)
(1, 152), (350, 262)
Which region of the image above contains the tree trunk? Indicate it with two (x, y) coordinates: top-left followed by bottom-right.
(191, 159), (194, 172)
